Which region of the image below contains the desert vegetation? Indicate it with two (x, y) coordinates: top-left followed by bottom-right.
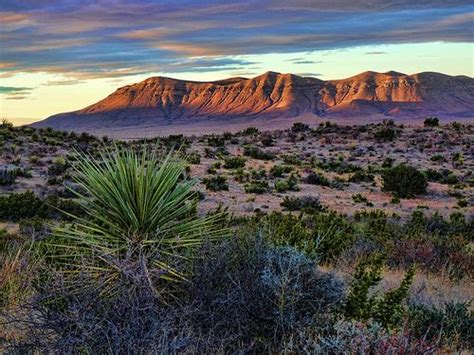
(0, 120), (473, 352)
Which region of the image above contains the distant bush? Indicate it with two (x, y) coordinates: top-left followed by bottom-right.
(291, 122), (310, 132)
(185, 152), (201, 165)
(382, 164), (427, 198)
(240, 126), (259, 136)
(0, 169), (16, 186)
(223, 156), (246, 169)
(304, 171), (331, 186)
(270, 164), (292, 178)
(274, 174), (299, 193)
(424, 116), (439, 127)
(280, 195), (322, 214)
(47, 156), (68, 176)
(349, 170), (374, 183)
(374, 126), (397, 141)
(244, 180), (268, 194)
(243, 146), (275, 160)
(203, 175), (229, 191)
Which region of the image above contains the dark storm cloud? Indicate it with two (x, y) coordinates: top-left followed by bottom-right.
(1, 0), (472, 79)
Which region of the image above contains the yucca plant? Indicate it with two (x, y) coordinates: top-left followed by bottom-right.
(46, 145), (229, 297)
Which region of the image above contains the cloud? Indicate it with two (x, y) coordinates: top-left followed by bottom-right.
(0, 86), (32, 94)
(295, 72), (322, 77)
(44, 79), (85, 86)
(0, 1), (472, 79)
(292, 60), (324, 64)
(0, 86), (33, 100)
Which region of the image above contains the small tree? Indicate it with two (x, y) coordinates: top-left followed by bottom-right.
(382, 164), (427, 198)
(344, 254), (415, 329)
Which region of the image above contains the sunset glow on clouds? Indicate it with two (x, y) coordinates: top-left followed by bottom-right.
(1, 0), (473, 124)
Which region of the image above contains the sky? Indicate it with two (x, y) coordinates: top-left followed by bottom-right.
(1, 0), (473, 125)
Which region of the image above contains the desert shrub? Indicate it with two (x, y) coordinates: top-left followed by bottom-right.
(407, 302), (473, 349)
(274, 174), (299, 193)
(424, 168), (458, 184)
(187, 236), (344, 352)
(291, 122), (309, 132)
(270, 164), (292, 177)
(260, 134), (274, 146)
(7, 237), (343, 353)
(283, 320), (439, 354)
(282, 154), (302, 166)
(0, 169), (16, 186)
(344, 254), (415, 329)
(382, 164), (427, 198)
(240, 126), (259, 136)
(349, 170), (374, 183)
(424, 116), (439, 127)
(4, 274), (193, 353)
(223, 156), (246, 169)
(185, 151), (201, 164)
(244, 180), (268, 194)
(374, 126), (397, 141)
(430, 154), (444, 162)
(46, 146), (228, 296)
(207, 135), (225, 147)
(280, 196), (322, 214)
(304, 171), (330, 186)
(243, 146), (275, 160)
(203, 175), (229, 191)
(0, 191), (44, 221)
(258, 212), (354, 263)
(317, 160), (362, 174)
(47, 156), (68, 176)
(352, 193), (373, 206)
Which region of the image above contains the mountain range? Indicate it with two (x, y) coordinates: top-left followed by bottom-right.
(32, 71), (474, 136)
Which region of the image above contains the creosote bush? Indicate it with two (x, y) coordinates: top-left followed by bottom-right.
(382, 164), (428, 198)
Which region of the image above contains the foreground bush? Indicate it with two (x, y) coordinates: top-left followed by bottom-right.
(382, 164), (428, 198)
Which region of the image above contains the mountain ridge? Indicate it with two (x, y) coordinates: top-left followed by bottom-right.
(32, 71), (474, 133)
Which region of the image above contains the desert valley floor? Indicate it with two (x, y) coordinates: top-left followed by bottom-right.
(1, 120), (472, 227)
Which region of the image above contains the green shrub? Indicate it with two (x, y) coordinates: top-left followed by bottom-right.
(382, 164), (427, 198)
(280, 196), (322, 213)
(243, 146), (275, 160)
(424, 116), (439, 127)
(304, 171), (330, 186)
(48, 156), (68, 176)
(291, 122), (309, 132)
(344, 254), (415, 329)
(244, 180), (268, 194)
(275, 174), (299, 193)
(374, 127), (397, 141)
(203, 175), (229, 191)
(260, 212), (353, 262)
(0, 169), (16, 185)
(407, 302), (473, 349)
(349, 170), (374, 183)
(270, 164), (292, 178)
(223, 156), (246, 169)
(0, 191), (44, 221)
